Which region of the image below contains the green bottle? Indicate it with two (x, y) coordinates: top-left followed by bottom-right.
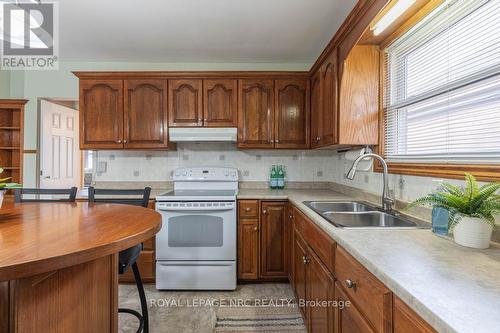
(277, 165), (285, 189)
(270, 165), (278, 189)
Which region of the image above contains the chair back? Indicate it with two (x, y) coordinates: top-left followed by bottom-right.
(87, 187), (151, 208)
(14, 187), (78, 203)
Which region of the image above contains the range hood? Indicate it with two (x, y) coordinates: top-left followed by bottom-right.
(169, 127), (237, 142)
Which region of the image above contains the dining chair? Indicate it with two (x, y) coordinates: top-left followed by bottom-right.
(87, 187), (151, 333)
(14, 187), (78, 203)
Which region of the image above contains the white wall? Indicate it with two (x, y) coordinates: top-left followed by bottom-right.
(0, 70), (10, 98)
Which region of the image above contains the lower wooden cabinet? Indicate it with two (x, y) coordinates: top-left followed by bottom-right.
(237, 200), (289, 280)
(393, 296), (436, 333)
(293, 231), (308, 316)
(335, 282), (376, 333)
(237, 218), (259, 280)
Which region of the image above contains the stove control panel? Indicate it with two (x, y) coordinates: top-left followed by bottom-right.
(173, 167), (238, 181)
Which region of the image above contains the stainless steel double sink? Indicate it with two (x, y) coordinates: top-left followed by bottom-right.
(303, 201), (429, 229)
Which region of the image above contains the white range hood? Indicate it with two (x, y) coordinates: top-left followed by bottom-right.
(169, 127), (237, 142)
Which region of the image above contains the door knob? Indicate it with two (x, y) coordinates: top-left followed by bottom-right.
(245, 207), (251, 212)
(123, 139), (128, 143)
(262, 209), (268, 215)
(117, 139), (122, 143)
(253, 226), (258, 231)
(345, 279), (356, 289)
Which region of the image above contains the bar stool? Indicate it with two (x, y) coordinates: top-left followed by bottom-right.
(88, 187), (151, 333)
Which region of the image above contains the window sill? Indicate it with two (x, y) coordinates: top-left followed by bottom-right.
(374, 162), (500, 182)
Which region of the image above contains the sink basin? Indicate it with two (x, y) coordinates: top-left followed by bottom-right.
(323, 211), (419, 228)
(303, 201), (429, 229)
(304, 201), (377, 213)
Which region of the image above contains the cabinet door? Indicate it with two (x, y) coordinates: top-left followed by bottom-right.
(237, 219), (259, 280)
(237, 79), (274, 148)
(320, 50), (338, 146)
(286, 203), (295, 284)
(274, 79), (310, 149)
(393, 296), (436, 333)
(123, 79), (169, 149)
(335, 282), (376, 333)
(307, 251), (335, 333)
(294, 231), (308, 318)
(79, 79), (123, 149)
(168, 79), (203, 127)
(310, 70), (323, 148)
(260, 202), (288, 278)
(203, 79), (238, 127)
(338, 45), (379, 145)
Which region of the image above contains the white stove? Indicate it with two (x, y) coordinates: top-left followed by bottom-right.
(155, 167), (238, 290)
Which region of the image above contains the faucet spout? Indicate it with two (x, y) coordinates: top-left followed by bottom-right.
(345, 153), (393, 212)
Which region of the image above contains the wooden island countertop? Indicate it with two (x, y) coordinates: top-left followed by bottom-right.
(0, 201), (162, 333)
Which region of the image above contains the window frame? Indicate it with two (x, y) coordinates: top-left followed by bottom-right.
(374, 0), (500, 181)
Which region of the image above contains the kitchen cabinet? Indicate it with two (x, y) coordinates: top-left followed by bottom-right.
(286, 203), (295, 283)
(79, 79), (171, 150)
(311, 51), (338, 148)
(274, 79), (310, 149)
(79, 79), (124, 149)
(293, 230), (308, 317)
(338, 45), (379, 145)
(393, 296), (436, 333)
(335, 246), (392, 333)
(238, 79), (310, 149)
(203, 79), (238, 127)
(237, 218), (259, 280)
(335, 282), (376, 333)
(168, 79), (203, 127)
(237, 79), (275, 148)
(124, 79), (169, 148)
(260, 201), (288, 278)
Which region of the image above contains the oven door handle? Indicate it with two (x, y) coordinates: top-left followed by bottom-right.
(156, 205), (235, 212)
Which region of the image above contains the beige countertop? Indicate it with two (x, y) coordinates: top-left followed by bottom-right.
(237, 188), (500, 333)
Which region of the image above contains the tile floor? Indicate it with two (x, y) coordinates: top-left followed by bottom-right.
(119, 283), (297, 333)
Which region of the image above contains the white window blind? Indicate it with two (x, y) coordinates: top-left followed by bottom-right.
(384, 0), (500, 163)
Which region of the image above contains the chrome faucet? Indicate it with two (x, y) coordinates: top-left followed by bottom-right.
(346, 153), (394, 212)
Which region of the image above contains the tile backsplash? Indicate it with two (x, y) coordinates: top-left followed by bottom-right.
(92, 142), (339, 182)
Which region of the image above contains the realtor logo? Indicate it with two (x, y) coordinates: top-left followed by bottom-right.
(1, 1), (58, 70)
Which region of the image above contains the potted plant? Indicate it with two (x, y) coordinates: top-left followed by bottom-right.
(0, 168), (21, 208)
(410, 173), (500, 249)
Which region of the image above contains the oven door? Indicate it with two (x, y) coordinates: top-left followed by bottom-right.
(155, 201), (236, 261)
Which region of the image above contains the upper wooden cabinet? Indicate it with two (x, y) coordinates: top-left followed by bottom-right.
(124, 79), (169, 149)
(338, 45), (379, 145)
(203, 79), (238, 127)
(168, 79), (203, 127)
(79, 79), (124, 149)
(238, 79), (275, 148)
(311, 51), (338, 148)
(238, 78), (310, 149)
(274, 79), (310, 149)
(79, 79), (171, 150)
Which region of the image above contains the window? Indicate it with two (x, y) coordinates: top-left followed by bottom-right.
(384, 0), (500, 165)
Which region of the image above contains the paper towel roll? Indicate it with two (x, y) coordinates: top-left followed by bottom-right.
(344, 148), (372, 171)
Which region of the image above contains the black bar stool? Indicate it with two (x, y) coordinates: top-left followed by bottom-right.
(88, 187), (151, 333)
(14, 187), (78, 203)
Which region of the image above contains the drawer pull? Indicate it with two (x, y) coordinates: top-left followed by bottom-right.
(302, 256), (309, 265)
(345, 279), (356, 289)
(253, 226), (258, 231)
(245, 207), (251, 212)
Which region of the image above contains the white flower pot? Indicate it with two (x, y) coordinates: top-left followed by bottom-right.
(0, 190), (4, 208)
(453, 216), (493, 249)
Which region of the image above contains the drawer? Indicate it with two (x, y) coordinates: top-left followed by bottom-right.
(294, 207), (335, 272)
(238, 200), (259, 218)
(335, 246), (392, 333)
(119, 250), (155, 283)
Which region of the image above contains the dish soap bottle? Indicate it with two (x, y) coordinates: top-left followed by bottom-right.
(270, 165), (278, 189)
(277, 165), (285, 189)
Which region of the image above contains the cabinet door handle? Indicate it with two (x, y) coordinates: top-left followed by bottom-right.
(253, 226), (258, 231)
(316, 136), (321, 141)
(275, 139), (280, 143)
(270, 140), (274, 143)
(117, 139), (122, 144)
(198, 118), (202, 123)
(303, 256), (309, 265)
(123, 139), (128, 143)
(289, 214), (293, 219)
(262, 209), (267, 215)
(204, 118), (207, 122)
(345, 279), (356, 289)
(245, 207), (251, 212)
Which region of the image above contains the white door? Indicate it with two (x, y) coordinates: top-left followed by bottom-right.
(40, 100), (80, 189)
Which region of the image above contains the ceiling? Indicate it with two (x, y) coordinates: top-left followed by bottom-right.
(59, 0), (357, 64)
